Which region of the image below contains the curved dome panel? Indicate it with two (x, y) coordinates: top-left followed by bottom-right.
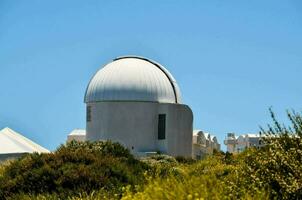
(84, 56), (182, 104)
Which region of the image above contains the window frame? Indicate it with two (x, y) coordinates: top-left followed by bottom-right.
(86, 106), (92, 122)
(158, 114), (166, 140)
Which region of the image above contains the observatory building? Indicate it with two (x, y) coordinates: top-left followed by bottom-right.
(84, 56), (193, 157)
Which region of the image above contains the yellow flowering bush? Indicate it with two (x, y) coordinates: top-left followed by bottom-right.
(121, 155), (268, 200)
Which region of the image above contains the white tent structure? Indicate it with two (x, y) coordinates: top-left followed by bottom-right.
(0, 127), (49, 161)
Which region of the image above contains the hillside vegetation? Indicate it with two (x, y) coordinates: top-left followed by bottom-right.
(0, 110), (301, 200)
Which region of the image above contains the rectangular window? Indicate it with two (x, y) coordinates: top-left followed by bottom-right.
(86, 106), (92, 122)
(158, 114), (166, 140)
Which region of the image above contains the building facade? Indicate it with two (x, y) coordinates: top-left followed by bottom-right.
(67, 129), (86, 143)
(224, 132), (263, 153)
(192, 130), (221, 159)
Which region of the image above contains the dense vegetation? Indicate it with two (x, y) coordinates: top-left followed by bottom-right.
(241, 110), (302, 199)
(0, 141), (149, 199)
(0, 110), (301, 199)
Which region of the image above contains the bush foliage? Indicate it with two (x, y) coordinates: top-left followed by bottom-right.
(0, 110), (301, 199)
(0, 141), (148, 199)
(240, 110), (302, 199)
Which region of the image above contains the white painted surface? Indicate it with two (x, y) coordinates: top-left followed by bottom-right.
(224, 133), (262, 153)
(86, 102), (193, 157)
(192, 130), (221, 159)
(84, 56), (182, 104)
(0, 127), (49, 154)
(67, 129), (86, 142)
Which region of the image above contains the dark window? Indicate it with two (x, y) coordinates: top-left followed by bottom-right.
(158, 114), (166, 140)
(86, 106), (92, 122)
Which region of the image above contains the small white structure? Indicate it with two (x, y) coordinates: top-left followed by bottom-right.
(224, 133), (238, 153)
(192, 130), (220, 159)
(67, 129), (86, 142)
(224, 132), (263, 153)
(84, 56), (193, 157)
(0, 127), (49, 161)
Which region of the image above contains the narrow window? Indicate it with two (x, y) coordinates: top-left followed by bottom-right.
(158, 114), (166, 140)
(86, 106), (92, 122)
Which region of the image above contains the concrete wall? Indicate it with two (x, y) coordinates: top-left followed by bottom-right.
(67, 135), (86, 143)
(158, 104), (193, 157)
(86, 101), (193, 157)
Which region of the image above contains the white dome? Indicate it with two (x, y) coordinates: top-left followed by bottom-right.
(84, 56), (182, 104)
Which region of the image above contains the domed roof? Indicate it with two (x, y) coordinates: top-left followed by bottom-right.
(84, 56), (182, 104)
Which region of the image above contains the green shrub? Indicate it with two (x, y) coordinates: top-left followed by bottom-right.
(175, 156), (196, 164)
(0, 160), (11, 179)
(1, 110), (301, 199)
(122, 155), (268, 200)
(0, 141), (148, 199)
(140, 154), (180, 178)
(241, 110), (302, 199)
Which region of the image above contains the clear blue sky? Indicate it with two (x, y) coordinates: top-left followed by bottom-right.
(1, 1), (301, 151)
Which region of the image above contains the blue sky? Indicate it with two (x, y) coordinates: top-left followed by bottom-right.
(0, 0), (301, 151)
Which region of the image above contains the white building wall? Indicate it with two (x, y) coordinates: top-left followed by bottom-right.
(86, 101), (193, 157)
(159, 103), (193, 157)
(67, 134), (86, 142)
(224, 133), (263, 153)
(192, 131), (221, 159)
(67, 129), (86, 143)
